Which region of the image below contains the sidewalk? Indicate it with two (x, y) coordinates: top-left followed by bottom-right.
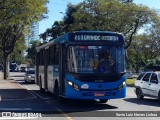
(0, 72), (36, 101)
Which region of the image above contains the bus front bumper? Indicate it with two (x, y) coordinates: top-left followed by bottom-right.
(64, 84), (126, 100)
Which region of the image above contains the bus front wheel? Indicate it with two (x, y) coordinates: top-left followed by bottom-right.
(54, 81), (59, 97)
(99, 99), (108, 103)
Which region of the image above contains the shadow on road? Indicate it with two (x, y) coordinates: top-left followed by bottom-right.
(0, 89), (36, 101)
(123, 98), (160, 107)
(51, 98), (118, 113)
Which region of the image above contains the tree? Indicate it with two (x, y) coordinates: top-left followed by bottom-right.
(119, 0), (133, 3)
(10, 38), (27, 64)
(69, 0), (159, 49)
(26, 40), (41, 65)
(40, 3), (79, 42)
(0, 0), (48, 79)
(128, 33), (160, 72)
(127, 15), (160, 72)
(40, 21), (65, 42)
(63, 3), (79, 32)
(0, 24), (24, 78)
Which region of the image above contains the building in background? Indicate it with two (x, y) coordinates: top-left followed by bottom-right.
(26, 22), (39, 47)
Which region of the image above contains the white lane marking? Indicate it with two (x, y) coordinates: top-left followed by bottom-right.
(15, 82), (37, 99)
(14, 80), (47, 99)
(21, 85), (50, 99)
(20, 82), (55, 100)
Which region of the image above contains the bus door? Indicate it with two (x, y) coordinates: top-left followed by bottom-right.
(59, 43), (66, 96)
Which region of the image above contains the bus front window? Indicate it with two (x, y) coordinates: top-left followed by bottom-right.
(67, 46), (125, 74)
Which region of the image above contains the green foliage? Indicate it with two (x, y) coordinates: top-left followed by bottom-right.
(127, 18), (160, 71)
(128, 32), (160, 72)
(119, 0), (133, 3)
(10, 38), (27, 64)
(40, 21), (65, 42)
(40, 3), (79, 42)
(26, 40), (41, 65)
(39, 0), (160, 73)
(69, 0), (158, 48)
(41, 0), (159, 50)
(0, 0), (48, 79)
(63, 3), (80, 32)
(0, 0), (48, 26)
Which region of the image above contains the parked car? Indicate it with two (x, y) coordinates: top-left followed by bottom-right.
(24, 69), (35, 83)
(126, 71), (133, 79)
(18, 64), (27, 72)
(134, 71), (160, 101)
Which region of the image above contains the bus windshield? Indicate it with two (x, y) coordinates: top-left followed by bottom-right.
(67, 46), (125, 74)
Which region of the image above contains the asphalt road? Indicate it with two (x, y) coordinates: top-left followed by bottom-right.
(4, 72), (160, 120)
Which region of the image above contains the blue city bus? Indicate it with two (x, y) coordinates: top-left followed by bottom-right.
(36, 31), (126, 103)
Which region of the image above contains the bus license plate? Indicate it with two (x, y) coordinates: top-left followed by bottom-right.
(95, 92), (105, 96)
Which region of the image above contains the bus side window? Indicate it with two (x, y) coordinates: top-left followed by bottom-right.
(42, 49), (45, 65)
(48, 45), (54, 65)
(47, 47), (50, 65)
(40, 49), (44, 65)
(54, 45), (59, 65)
(39, 50), (41, 65)
(36, 52), (38, 65)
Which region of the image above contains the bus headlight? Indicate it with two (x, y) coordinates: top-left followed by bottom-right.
(68, 81), (73, 86)
(81, 84), (89, 89)
(118, 82), (125, 90)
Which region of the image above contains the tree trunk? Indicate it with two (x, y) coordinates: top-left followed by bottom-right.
(3, 54), (9, 80)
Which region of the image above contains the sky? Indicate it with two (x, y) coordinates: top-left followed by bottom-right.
(39, 0), (160, 34)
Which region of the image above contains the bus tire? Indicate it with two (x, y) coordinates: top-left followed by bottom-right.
(136, 88), (144, 100)
(99, 99), (108, 103)
(54, 81), (59, 97)
(39, 76), (45, 93)
(53, 81), (65, 102)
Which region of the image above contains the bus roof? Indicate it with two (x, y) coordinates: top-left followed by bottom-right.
(71, 30), (123, 34)
(36, 31), (124, 51)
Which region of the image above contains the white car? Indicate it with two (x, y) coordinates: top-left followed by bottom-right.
(24, 69), (35, 83)
(134, 71), (160, 101)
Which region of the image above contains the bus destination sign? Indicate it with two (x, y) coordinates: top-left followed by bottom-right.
(74, 35), (119, 41)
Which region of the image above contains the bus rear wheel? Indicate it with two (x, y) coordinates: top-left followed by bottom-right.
(99, 99), (108, 103)
(39, 76), (45, 93)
